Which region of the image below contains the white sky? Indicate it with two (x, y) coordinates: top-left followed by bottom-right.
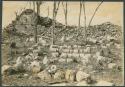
(2, 1), (123, 28)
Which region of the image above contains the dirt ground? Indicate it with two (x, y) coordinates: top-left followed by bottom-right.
(2, 70), (124, 86)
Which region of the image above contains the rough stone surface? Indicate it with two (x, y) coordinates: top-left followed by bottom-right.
(58, 58), (66, 63)
(108, 63), (117, 69)
(65, 69), (76, 82)
(37, 70), (52, 81)
(14, 56), (25, 71)
(30, 61), (41, 73)
(76, 71), (90, 82)
(53, 70), (65, 80)
(24, 74), (29, 77)
(32, 66), (41, 73)
(2, 65), (11, 75)
(2, 65), (16, 75)
(66, 58), (73, 63)
(47, 65), (57, 74)
(43, 56), (48, 65)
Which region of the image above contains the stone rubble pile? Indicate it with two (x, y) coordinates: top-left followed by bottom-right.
(2, 9), (122, 86)
(2, 41), (119, 86)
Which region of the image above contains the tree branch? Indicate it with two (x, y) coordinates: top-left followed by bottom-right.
(88, 0), (104, 27)
(62, 2), (66, 14)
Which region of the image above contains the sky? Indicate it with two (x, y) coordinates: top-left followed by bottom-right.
(2, 1), (123, 28)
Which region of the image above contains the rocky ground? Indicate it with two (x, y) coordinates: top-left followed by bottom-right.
(1, 43), (124, 86)
(2, 69), (123, 86)
(2, 9), (124, 86)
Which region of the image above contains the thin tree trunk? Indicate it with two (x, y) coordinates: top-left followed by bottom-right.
(76, 1), (82, 37)
(9, 31), (12, 60)
(78, 1), (82, 28)
(14, 27), (16, 56)
(35, 2), (39, 43)
(82, 1), (87, 42)
(88, 1), (103, 26)
(29, 2), (31, 9)
(36, 2), (41, 16)
(34, 25), (37, 43)
(35, 1), (42, 43)
(55, 2), (60, 19)
(51, 1), (60, 44)
(33, 1), (37, 43)
(65, 2), (67, 27)
(52, 1), (56, 45)
(62, 2), (67, 28)
(83, 1), (86, 30)
(33, 1), (35, 12)
(65, 2), (68, 67)
(47, 6), (49, 17)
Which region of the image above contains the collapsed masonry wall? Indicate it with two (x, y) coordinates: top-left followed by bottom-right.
(2, 9), (123, 67)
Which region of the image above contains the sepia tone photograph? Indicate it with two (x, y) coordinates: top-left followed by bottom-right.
(1, 0), (124, 86)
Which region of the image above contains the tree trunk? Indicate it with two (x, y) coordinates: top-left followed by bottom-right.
(37, 2), (41, 16)
(52, 1), (56, 45)
(62, 2), (68, 28)
(34, 1), (41, 43)
(51, 1), (60, 45)
(82, 1), (87, 42)
(47, 6), (49, 17)
(65, 2), (67, 27)
(33, 2), (35, 12)
(78, 1), (82, 28)
(88, 1), (103, 26)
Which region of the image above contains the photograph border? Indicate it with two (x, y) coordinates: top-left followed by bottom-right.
(0, 0), (124, 86)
